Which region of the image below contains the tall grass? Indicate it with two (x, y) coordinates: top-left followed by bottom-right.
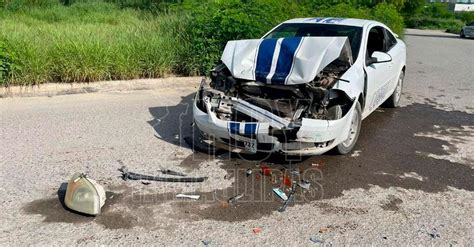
(0, 0), (406, 86)
(0, 1), (186, 85)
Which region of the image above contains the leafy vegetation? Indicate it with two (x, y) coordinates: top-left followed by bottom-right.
(0, 0), (463, 85)
(404, 2), (473, 34)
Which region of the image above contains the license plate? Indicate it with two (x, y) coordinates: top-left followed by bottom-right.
(233, 135), (257, 153)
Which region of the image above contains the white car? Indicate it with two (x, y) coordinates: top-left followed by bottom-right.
(461, 22), (474, 38)
(193, 18), (406, 156)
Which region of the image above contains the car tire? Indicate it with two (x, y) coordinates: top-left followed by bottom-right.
(383, 70), (404, 108)
(332, 102), (362, 155)
(460, 30), (465, 38)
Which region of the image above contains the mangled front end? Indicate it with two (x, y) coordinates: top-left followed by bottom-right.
(194, 37), (358, 155)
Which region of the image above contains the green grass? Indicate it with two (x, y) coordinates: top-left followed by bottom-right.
(0, 1), (185, 85)
(0, 0), (407, 86)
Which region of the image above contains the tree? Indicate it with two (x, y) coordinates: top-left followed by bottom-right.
(401, 0), (425, 15)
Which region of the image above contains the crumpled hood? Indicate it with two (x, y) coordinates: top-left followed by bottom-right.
(221, 36), (352, 85)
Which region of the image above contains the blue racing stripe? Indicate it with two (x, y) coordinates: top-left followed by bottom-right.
(255, 39), (278, 83)
(271, 37), (302, 85)
(228, 122), (240, 134)
(244, 123), (257, 135)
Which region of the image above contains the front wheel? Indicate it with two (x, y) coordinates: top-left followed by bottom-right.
(332, 102), (362, 155)
(383, 70), (404, 108)
(460, 30), (465, 38)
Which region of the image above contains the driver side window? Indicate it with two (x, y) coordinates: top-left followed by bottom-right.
(366, 26), (386, 64)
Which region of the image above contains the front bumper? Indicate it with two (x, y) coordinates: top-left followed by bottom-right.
(193, 90), (356, 156)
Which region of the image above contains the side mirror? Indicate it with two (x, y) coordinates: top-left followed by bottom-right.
(368, 51), (392, 65)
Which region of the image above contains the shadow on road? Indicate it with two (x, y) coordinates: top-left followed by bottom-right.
(148, 93), (195, 150)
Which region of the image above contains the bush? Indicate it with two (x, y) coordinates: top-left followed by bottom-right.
(405, 16), (464, 33)
(315, 3), (404, 35)
(174, 0), (303, 75)
(176, 1), (405, 75)
(456, 11), (474, 24)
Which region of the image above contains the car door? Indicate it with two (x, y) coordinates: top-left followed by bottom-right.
(383, 28), (403, 90)
(363, 26), (393, 114)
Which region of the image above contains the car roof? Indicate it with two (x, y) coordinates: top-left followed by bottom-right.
(283, 17), (383, 28)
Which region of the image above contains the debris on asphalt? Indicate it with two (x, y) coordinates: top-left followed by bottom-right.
(272, 188), (288, 201)
(176, 194), (201, 200)
(282, 175), (292, 187)
(298, 180), (311, 190)
(64, 173), (106, 216)
(228, 193), (245, 206)
(141, 181), (151, 185)
(261, 165), (272, 176)
(309, 237), (325, 244)
(246, 168), (252, 177)
(278, 187), (295, 212)
(312, 161), (325, 167)
(202, 240), (211, 246)
(290, 169), (300, 176)
(161, 169), (186, 177)
(428, 228), (440, 239)
(119, 166), (207, 183)
(318, 227), (329, 233)
(252, 227), (262, 234)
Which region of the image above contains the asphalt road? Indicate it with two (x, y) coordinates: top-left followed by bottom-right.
(1, 29), (473, 245)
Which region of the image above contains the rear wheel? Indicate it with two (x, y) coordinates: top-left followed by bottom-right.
(383, 70), (404, 108)
(460, 30), (465, 38)
(333, 102), (362, 155)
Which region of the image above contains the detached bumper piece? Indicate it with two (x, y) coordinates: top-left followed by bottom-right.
(119, 166), (207, 183)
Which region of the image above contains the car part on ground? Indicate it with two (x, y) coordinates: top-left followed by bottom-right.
(119, 166), (208, 183)
(176, 194), (201, 200)
(64, 173), (106, 216)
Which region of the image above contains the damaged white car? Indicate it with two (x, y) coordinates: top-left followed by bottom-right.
(193, 18), (406, 155)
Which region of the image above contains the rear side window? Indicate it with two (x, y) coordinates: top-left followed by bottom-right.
(384, 29), (397, 51)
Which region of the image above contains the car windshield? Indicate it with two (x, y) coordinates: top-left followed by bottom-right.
(265, 23), (363, 61)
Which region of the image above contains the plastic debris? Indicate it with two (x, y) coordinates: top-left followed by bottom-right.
(309, 237), (325, 244)
(64, 173), (106, 216)
(290, 169), (300, 176)
(202, 240), (211, 246)
(278, 187), (296, 212)
(228, 193), (245, 205)
(298, 180), (311, 190)
(120, 166), (207, 183)
(176, 194), (200, 200)
(272, 188), (288, 201)
(246, 169), (253, 177)
(261, 165), (272, 176)
(252, 227), (262, 234)
(161, 169), (186, 177)
(141, 181), (151, 185)
(428, 228), (440, 239)
(318, 227), (328, 233)
(283, 175), (292, 187)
